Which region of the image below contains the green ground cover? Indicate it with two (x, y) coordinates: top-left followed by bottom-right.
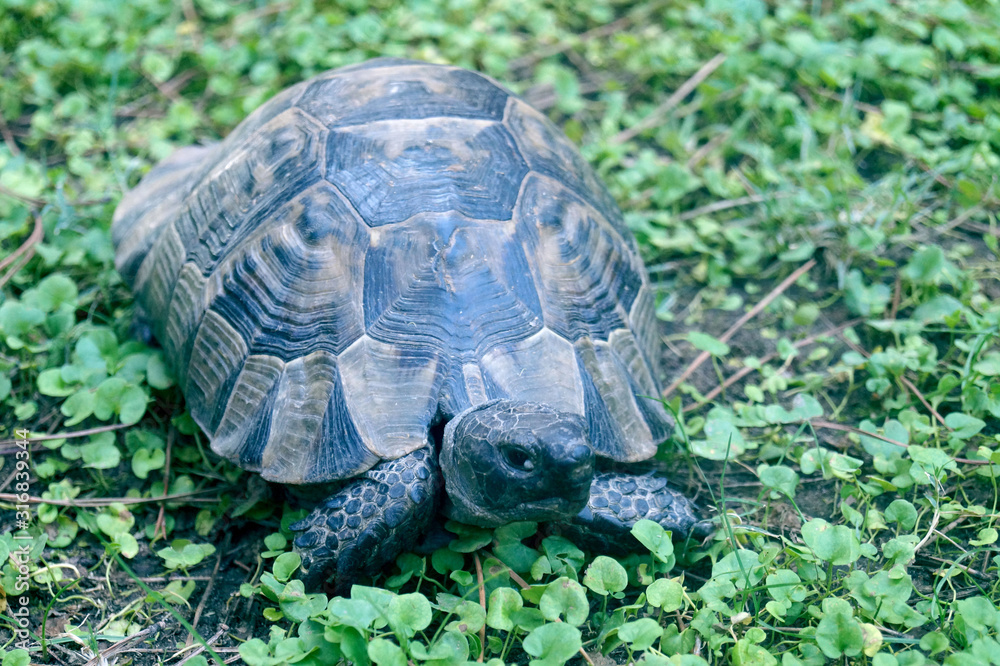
(1, 0), (999, 664)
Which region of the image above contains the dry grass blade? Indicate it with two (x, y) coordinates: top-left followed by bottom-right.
(663, 259), (817, 398)
(0, 211), (44, 288)
(82, 618), (172, 666)
(899, 375), (950, 430)
(509, 15), (633, 71)
(186, 533), (230, 647)
(676, 191), (792, 221)
(0, 183), (45, 207)
(613, 52), (727, 144)
(835, 326), (950, 431)
(177, 626), (230, 666)
(913, 503), (943, 555)
(0, 489), (221, 506)
(921, 204), (985, 239)
(687, 318), (864, 410)
(0, 113), (21, 156)
(959, 219), (1000, 237)
(0, 423), (131, 446)
(154, 426), (177, 541)
(811, 420), (983, 465)
(473, 551), (487, 662)
(117, 69), (198, 118)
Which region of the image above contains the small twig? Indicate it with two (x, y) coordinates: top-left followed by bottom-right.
(0, 186), (106, 209)
(126, 646), (241, 655)
(613, 53), (727, 144)
(687, 130), (731, 169)
(733, 168), (757, 197)
(177, 625), (229, 666)
(646, 260), (683, 274)
(82, 618), (171, 666)
(0, 212), (43, 287)
(828, 327), (950, 431)
(0, 489), (220, 507)
(663, 259), (817, 398)
(525, 80), (603, 111)
(0, 467), (19, 494)
(675, 192), (791, 221)
(0, 252), (33, 289)
(117, 70), (198, 118)
(44, 642), (82, 665)
(937, 516), (967, 538)
(927, 204), (985, 238)
(83, 572), (215, 582)
(180, 0), (198, 23)
(899, 375), (950, 430)
(714, 259), (816, 344)
(509, 15), (635, 71)
(0, 186), (107, 214)
(688, 318), (864, 410)
(485, 551), (530, 590)
(0, 183), (44, 207)
(812, 420), (907, 447)
(889, 274), (902, 321)
(959, 219), (1000, 238)
(473, 552), (486, 663)
(155, 426), (177, 541)
(813, 88), (937, 121)
(0, 113), (21, 156)
(0, 442), (41, 456)
(920, 554), (989, 579)
(916, 162), (953, 189)
(142, 68), (209, 127)
(230, 1), (291, 28)
(0, 423), (130, 446)
(913, 503), (943, 555)
(187, 534), (230, 647)
(144, 69), (188, 105)
(811, 420), (984, 465)
(676, 87), (746, 123)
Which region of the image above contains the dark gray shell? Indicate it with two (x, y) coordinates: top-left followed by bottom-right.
(112, 58), (670, 484)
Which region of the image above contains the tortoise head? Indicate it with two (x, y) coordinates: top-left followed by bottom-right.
(440, 399), (595, 527)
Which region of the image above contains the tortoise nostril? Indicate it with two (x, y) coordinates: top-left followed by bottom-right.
(570, 444), (593, 463)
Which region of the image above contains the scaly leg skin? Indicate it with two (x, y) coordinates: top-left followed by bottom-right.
(559, 472), (712, 552)
(291, 447), (440, 592)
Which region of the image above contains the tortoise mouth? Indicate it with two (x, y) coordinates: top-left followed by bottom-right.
(512, 493), (591, 521)
(443, 493), (590, 528)
(442, 475), (592, 528)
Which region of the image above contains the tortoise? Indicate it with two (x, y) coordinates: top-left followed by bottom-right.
(112, 58), (706, 588)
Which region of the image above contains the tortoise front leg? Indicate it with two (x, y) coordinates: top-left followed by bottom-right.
(291, 447), (440, 591)
(559, 472), (711, 552)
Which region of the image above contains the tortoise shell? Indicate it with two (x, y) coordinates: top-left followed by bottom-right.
(112, 58), (670, 484)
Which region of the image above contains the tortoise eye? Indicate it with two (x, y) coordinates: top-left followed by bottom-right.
(501, 444), (534, 472)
